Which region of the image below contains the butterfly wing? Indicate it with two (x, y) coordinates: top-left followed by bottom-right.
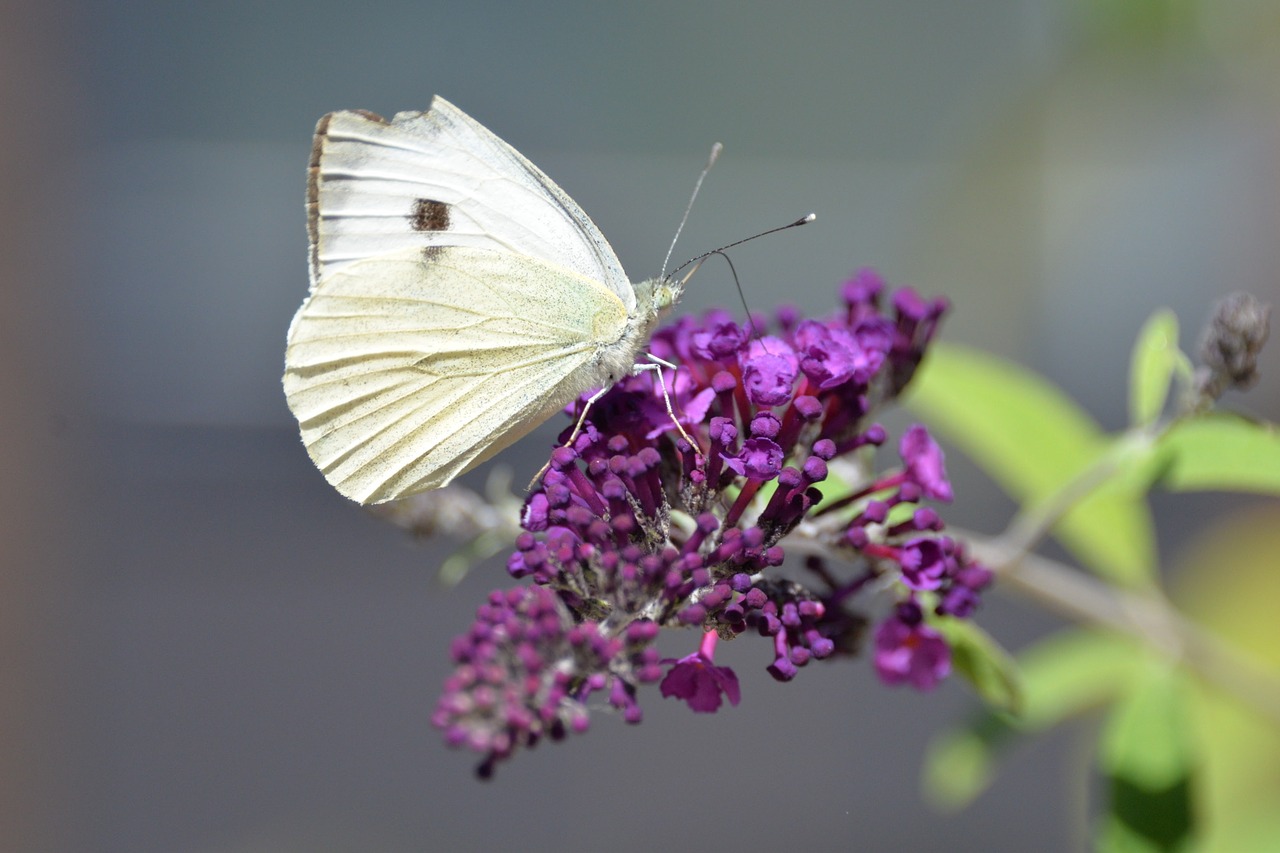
(308, 97), (635, 313)
(284, 246), (629, 504)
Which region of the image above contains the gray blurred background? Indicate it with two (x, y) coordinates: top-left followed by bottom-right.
(4, 1), (1279, 851)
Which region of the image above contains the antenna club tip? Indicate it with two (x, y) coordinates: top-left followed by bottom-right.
(802, 212), (816, 223)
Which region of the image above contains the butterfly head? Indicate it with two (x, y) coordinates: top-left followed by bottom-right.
(633, 276), (685, 326)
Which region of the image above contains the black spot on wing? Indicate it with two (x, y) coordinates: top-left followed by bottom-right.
(411, 198), (451, 232)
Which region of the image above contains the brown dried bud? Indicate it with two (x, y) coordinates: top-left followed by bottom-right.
(1195, 292), (1271, 403)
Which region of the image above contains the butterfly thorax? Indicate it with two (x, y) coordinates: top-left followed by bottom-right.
(598, 276), (684, 378)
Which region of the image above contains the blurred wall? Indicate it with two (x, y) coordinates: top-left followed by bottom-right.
(0, 3), (79, 851)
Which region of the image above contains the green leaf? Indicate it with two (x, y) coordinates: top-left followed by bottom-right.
(906, 343), (1099, 497)
(1157, 413), (1280, 495)
(922, 713), (1017, 811)
(1101, 668), (1197, 786)
(1098, 665), (1200, 853)
(1018, 629), (1149, 729)
(906, 343), (1156, 584)
(1128, 309), (1183, 428)
(935, 617), (1023, 714)
(438, 530), (509, 588)
(921, 629), (1143, 810)
(1170, 506), (1280, 852)
(918, 620), (1021, 809)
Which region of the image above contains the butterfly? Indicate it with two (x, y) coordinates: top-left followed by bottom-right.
(282, 97), (685, 504)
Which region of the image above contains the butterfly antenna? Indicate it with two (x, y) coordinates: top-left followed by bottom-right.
(695, 249), (762, 340)
(670, 213), (816, 350)
(661, 142), (723, 281)
(668, 213), (816, 282)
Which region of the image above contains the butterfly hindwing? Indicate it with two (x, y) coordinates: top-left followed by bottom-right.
(284, 246), (629, 504)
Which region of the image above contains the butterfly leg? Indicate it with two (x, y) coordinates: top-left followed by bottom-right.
(526, 383), (616, 490)
(526, 356), (702, 491)
(635, 353), (700, 453)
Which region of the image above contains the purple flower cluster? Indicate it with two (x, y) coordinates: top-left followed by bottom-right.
(433, 269), (993, 775)
(432, 585), (662, 779)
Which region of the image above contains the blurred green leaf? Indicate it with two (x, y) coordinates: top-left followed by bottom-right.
(1075, 0), (1202, 49)
(1157, 414), (1280, 495)
(1100, 666), (1196, 789)
(936, 618), (1023, 714)
(1098, 665), (1199, 852)
(438, 530), (509, 588)
(922, 713), (1016, 811)
(1171, 505), (1280, 852)
(1018, 629), (1149, 729)
(1128, 309), (1182, 428)
(906, 343), (1156, 584)
(922, 629), (1144, 810)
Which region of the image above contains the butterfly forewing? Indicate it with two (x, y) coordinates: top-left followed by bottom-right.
(309, 97), (634, 313)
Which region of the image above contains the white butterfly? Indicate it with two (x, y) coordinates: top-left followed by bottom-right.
(283, 97), (684, 504)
